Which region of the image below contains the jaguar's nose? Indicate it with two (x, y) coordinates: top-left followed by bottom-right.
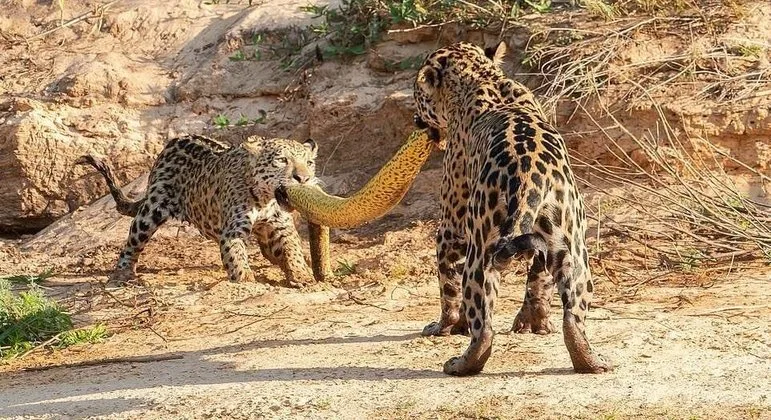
(293, 172), (310, 184)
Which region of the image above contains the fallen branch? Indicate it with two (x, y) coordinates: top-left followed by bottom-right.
(17, 333), (64, 359)
(20, 354), (184, 372)
(386, 21), (455, 34)
(223, 305), (290, 334)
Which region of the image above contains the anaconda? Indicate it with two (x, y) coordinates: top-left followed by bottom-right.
(279, 130), (435, 229)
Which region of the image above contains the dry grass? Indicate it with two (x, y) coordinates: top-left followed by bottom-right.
(522, 1), (770, 114)
(575, 98), (771, 271)
(508, 0), (771, 275)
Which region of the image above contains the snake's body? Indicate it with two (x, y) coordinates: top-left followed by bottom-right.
(286, 130), (435, 230)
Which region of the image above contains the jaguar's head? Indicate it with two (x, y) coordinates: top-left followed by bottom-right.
(413, 41), (508, 135)
(242, 136), (319, 208)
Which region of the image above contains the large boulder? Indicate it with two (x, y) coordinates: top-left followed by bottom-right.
(0, 98), (165, 233)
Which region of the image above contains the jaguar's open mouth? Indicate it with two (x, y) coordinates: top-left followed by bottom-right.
(413, 113), (429, 129)
(274, 186), (293, 211)
(413, 114), (440, 143)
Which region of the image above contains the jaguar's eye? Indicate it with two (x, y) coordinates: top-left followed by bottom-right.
(307, 160), (315, 167)
(273, 157), (289, 167)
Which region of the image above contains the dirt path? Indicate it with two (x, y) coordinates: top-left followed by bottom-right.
(1, 229), (769, 419)
(1, 1), (770, 418)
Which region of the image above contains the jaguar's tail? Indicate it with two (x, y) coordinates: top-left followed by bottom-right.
(76, 155), (142, 217)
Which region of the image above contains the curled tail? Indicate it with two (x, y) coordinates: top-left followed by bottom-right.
(492, 233), (548, 270)
(76, 155), (142, 217)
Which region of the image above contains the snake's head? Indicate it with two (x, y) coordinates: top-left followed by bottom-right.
(274, 186), (294, 212)
(413, 114), (440, 143)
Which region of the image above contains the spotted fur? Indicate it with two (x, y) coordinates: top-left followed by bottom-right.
(413, 42), (611, 375)
(77, 134), (319, 287)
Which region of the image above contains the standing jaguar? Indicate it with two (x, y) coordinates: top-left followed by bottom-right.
(77, 134), (320, 287)
(413, 41), (611, 375)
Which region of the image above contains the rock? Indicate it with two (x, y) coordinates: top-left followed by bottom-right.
(47, 52), (172, 107)
(0, 97), (164, 233)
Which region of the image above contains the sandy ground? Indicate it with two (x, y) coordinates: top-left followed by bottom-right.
(0, 221), (769, 419)
(1, 0), (770, 418)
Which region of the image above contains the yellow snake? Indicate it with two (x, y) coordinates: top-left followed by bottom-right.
(286, 130), (435, 229)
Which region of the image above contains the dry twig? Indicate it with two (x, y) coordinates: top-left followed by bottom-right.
(223, 305), (290, 334)
(20, 354), (184, 372)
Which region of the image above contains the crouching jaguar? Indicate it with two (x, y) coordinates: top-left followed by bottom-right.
(77, 134), (322, 287)
(413, 41), (612, 375)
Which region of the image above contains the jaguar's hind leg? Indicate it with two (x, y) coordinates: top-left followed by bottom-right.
(552, 241), (611, 373)
(442, 242), (497, 376)
(422, 223), (469, 336)
(111, 201), (171, 287)
(513, 216), (556, 335)
(512, 253), (555, 334)
(491, 230), (555, 335)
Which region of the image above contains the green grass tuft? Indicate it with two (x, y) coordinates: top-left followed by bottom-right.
(333, 259), (358, 277)
(213, 114), (230, 128)
(0, 280), (107, 360)
(57, 324), (109, 349)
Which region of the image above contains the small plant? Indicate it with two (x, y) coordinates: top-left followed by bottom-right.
(57, 324), (109, 348)
(229, 50), (247, 62)
(582, 0), (619, 20)
(737, 44), (764, 59)
(250, 33), (266, 61)
(1, 268), (54, 285)
(524, 0), (552, 13)
(674, 249), (704, 272)
(236, 114), (250, 126)
(253, 109), (268, 124)
(388, 263), (410, 279)
(213, 114), (230, 128)
(388, 0), (427, 25)
(333, 259), (357, 277)
(0, 280), (71, 359)
(213, 111), (266, 128)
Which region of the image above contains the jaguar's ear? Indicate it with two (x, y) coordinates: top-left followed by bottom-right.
(303, 138), (318, 155)
(484, 40), (508, 68)
(416, 65), (440, 92)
